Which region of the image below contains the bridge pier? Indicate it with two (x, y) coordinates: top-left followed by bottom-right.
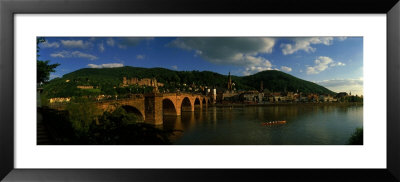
(175, 106), (182, 116)
(144, 93), (163, 125)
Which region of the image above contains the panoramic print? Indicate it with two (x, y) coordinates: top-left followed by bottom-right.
(37, 37), (363, 145)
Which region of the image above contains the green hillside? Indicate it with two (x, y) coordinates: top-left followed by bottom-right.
(242, 70), (335, 95)
(42, 66), (335, 98)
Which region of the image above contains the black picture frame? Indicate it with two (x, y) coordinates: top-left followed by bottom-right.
(1, 0), (399, 181)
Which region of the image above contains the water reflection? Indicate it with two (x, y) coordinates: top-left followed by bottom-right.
(162, 105), (363, 145)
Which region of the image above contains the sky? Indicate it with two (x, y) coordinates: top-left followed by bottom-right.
(38, 37), (363, 95)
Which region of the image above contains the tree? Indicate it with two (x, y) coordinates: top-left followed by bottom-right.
(37, 37), (60, 84)
(66, 98), (101, 134)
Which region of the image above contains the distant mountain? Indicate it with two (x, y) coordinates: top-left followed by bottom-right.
(42, 66), (335, 98)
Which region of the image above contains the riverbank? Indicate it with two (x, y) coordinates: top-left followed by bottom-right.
(213, 102), (363, 107)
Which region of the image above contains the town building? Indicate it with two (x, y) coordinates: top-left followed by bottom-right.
(307, 93), (319, 102)
(77, 85), (94, 89)
(285, 92), (295, 102)
(122, 77), (164, 87)
(299, 94), (308, 102)
(239, 91), (261, 104)
(211, 88), (217, 104)
(49, 97), (71, 103)
(319, 94), (334, 102)
(270, 92), (286, 102)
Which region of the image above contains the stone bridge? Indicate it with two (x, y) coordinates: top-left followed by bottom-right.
(51, 93), (211, 125)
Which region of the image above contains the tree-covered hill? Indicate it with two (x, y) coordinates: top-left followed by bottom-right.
(242, 70), (335, 95)
(42, 66), (335, 98)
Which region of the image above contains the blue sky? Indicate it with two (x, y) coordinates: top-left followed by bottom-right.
(38, 37), (363, 95)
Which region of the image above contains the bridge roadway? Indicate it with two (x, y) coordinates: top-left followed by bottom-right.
(49, 93), (211, 125)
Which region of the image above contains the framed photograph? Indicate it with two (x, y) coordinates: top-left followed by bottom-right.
(1, 0), (399, 181)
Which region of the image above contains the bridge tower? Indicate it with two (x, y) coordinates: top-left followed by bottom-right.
(227, 72), (232, 92)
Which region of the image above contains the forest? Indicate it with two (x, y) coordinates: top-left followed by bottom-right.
(41, 66), (335, 99)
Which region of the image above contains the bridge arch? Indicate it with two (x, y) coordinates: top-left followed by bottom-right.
(121, 105), (144, 121)
(181, 97), (193, 112)
(194, 97), (202, 110)
(162, 98), (178, 115)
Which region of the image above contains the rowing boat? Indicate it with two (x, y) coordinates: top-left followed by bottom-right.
(262, 120), (287, 125)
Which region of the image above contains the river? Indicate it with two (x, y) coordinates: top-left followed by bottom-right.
(162, 105), (363, 145)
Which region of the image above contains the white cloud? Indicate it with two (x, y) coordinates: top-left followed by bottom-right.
(330, 62), (346, 67)
(169, 38), (275, 66)
(136, 54), (145, 60)
(306, 56), (333, 74)
(106, 38), (115, 46)
(50, 52), (66, 58)
(72, 51), (98, 60)
(171, 65), (178, 70)
(281, 37), (334, 55)
(242, 58), (273, 76)
(98, 43), (105, 52)
(87, 63), (124, 68)
(306, 56), (345, 75)
(50, 50), (98, 60)
(337, 37), (347, 41)
(60, 40), (92, 49)
(316, 78), (363, 95)
(41, 41), (60, 48)
(281, 66), (292, 72)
